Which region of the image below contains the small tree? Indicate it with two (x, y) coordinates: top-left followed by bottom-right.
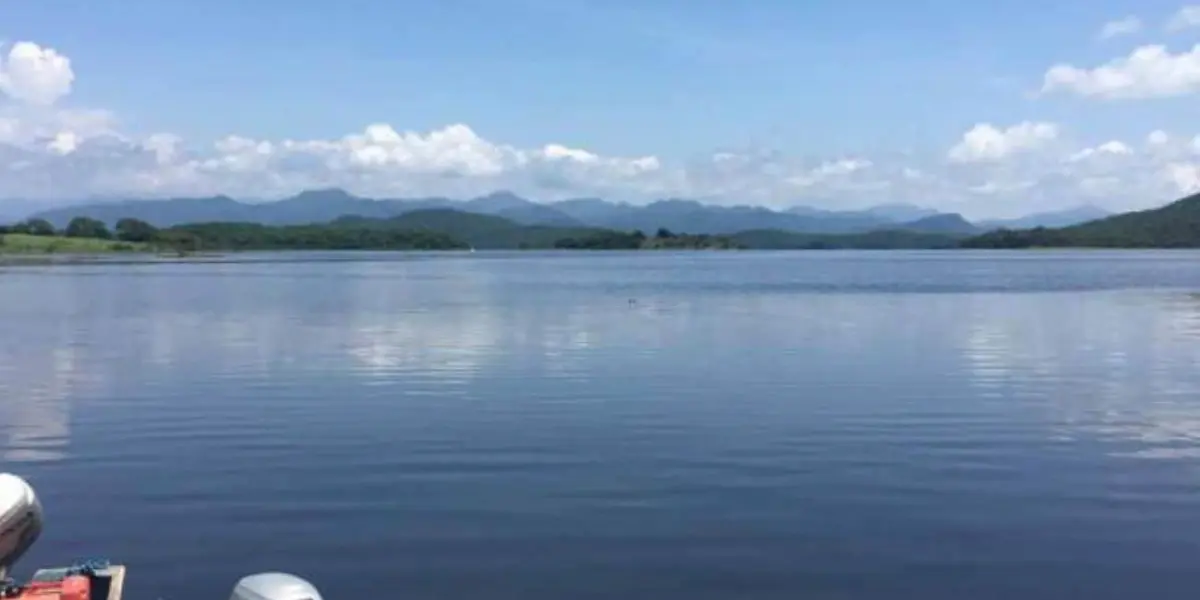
(65, 217), (112, 239)
(24, 218), (56, 236)
(655, 227), (675, 239)
(157, 230), (201, 255)
(115, 218), (158, 243)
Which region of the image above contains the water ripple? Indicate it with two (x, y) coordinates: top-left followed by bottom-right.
(5, 253), (1200, 600)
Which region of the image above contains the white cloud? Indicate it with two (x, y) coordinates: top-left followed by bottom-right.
(787, 158), (872, 187)
(1140, 129), (1200, 160)
(533, 142), (660, 179)
(0, 119), (1190, 220)
(967, 180), (1036, 195)
(339, 123), (509, 176)
(0, 106), (1191, 219)
(1099, 16), (1142, 39)
(142, 133), (182, 165)
(1042, 44), (1200, 99)
(1067, 140), (1133, 162)
(1163, 163), (1200, 193)
(0, 42), (74, 106)
(1077, 176), (1123, 195)
(0, 33), (1198, 221)
(0, 105), (117, 153)
(46, 131), (78, 155)
(1167, 6), (1200, 31)
(541, 143), (599, 163)
(947, 122), (1059, 163)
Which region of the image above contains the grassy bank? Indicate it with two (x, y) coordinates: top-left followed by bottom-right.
(0, 233), (149, 254)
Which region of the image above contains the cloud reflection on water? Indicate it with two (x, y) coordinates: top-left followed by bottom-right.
(4, 258), (1200, 469)
(957, 291), (1200, 460)
(0, 327), (78, 463)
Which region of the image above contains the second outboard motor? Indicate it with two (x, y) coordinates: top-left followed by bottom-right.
(229, 573), (323, 600)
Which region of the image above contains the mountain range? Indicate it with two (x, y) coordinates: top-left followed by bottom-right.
(20, 189), (1110, 236)
(962, 191), (1200, 249)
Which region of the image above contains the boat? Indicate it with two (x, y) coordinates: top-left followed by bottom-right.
(1, 473), (321, 600)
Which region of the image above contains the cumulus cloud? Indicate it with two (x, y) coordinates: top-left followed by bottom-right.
(947, 122), (1059, 163)
(1099, 16), (1142, 39)
(0, 42), (74, 106)
(1042, 44), (1200, 99)
(0, 117), (1193, 219)
(786, 158), (872, 187)
(1164, 163), (1200, 193)
(1066, 140), (1133, 162)
(0, 31), (1199, 221)
(1167, 6), (1200, 31)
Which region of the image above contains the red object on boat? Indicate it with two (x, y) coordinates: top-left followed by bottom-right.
(2, 566), (123, 600)
(58, 576), (90, 600)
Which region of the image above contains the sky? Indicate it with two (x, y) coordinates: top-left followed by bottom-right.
(1, 0), (1200, 219)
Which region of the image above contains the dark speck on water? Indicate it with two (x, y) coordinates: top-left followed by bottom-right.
(4, 250), (1200, 600)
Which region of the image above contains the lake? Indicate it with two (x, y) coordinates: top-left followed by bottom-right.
(4, 250), (1200, 600)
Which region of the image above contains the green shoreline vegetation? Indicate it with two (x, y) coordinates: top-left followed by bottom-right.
(959, 191), (1200, 249)
(554, 228), (741, 250)
(1, 218), (152, 257)
(4, 190), (1200, 257)
(1, 212), (742, 256)
(0, 215), (471, 257)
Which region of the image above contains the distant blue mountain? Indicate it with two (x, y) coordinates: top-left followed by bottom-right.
(0, 199), (51, 222)
(558, 198), (898, 234)
(862, 203), (941, 222)
(469, 191), (584, 226)
(978, 205), (1111, 230)
(900, 213), (980, 235)
(28, 189), (587, 229)
(22, 189), (1103, 236)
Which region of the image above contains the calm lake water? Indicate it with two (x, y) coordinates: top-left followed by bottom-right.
(4, 251), (1200, 600)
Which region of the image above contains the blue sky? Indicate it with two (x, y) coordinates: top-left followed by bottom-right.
(1, 0), (1199, 217)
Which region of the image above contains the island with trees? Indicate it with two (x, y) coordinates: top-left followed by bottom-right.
(554, 228), (741, 250)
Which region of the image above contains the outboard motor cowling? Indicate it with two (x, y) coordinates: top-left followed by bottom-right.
(230, 573), (323, 600)
(0, 474), (43, 580)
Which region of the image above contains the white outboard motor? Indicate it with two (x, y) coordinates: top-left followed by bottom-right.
(0, 473), (43, 580)
(230, 573), (323, 600)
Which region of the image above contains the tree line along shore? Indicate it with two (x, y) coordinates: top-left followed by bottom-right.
(3, 190), (1199, 255)
(0, 213), (740, 254)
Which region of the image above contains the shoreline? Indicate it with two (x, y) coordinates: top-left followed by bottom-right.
(0, 251), (229, 265)
(3, 247), (1193, 268)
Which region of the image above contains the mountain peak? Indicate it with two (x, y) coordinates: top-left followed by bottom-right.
(900, 213), (979, 235)
(467, 190), (534, 211)
(865, 203), (939, 222)
(978, 205), (1113, 230)
(289, 188), (357, 203)
(481, 190), (524, 200)
(648, 198), (704, 210)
